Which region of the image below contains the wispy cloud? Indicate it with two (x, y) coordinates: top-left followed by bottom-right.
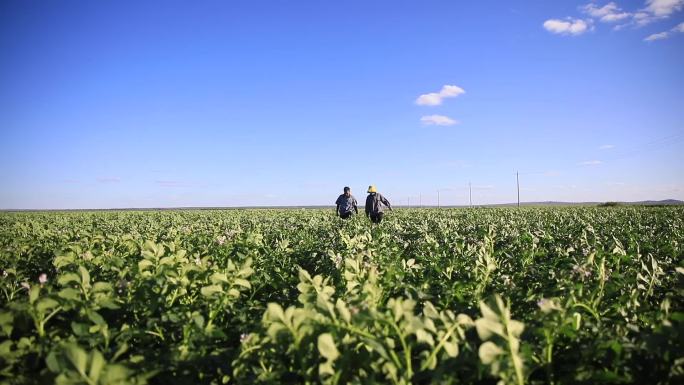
(644, 31), (670, 40)
(415, 85), (465, 106)
(582, 2), (632, 22)
(578, 160), (603, 166)
(618, 0), (684, 28)
(644, 21), (684, 41)
(599, 144), (615, 149)
(420, 115), (458, 126)
(155, 180), (188, 188)
(97, 177), (121, 183)
(646, 0), (684, 16)
(550, 1), (684, 36)
(543, 18), (592, 35)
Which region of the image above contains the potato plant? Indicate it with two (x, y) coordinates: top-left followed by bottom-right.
(0, 207), (682, 384)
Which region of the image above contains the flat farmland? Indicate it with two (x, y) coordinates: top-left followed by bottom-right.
(0, 207), (682, 384)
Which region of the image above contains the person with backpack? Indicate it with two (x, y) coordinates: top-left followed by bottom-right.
(335, 186), (358, 219)
(365, 185), (392, 223)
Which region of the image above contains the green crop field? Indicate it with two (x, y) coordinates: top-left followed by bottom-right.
(0, 207), (682, 385)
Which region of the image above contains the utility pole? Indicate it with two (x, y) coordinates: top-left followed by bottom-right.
(419, 193), (422, 208)
(469, 182), (472, 208)
(407, 197), (410, 208)
(437, 190), (440, 209)
(516, 171), (520, 208)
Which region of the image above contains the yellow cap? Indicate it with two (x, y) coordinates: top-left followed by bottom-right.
(367, 185), (377, 193)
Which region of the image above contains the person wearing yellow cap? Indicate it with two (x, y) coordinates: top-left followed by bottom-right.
(365, 185), (392, 223)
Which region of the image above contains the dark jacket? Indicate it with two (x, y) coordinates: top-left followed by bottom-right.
(365, 193), (391, 216)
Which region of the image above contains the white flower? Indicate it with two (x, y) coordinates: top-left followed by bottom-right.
(20, 282), (30, 290)
(240, 333), (250, 343)
(38, 273), (47, 285)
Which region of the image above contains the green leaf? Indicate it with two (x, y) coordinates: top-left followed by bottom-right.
(210, 272), (229, 284)
(317, 333), (339, 361)
(319, 361), (335, 376)
(416, 329), (435, 347)
(233, 278), (251, 289)
(58, 288), (81, 301)
(266, 303), (285, 322)
(0, 311), (14, 336)
(478, 341), (503, 364)
(509, 320), (525, 337)
(87, 310), (106, 326)
(138, 260), (154, 271)
(266, 323), (286, 339)
(36, 298), (60, 313)
(45, 351), (60, 372)
(335, 299), (351, 323)
(88, 350), (105, 383)
(65, 344), (88, 375)
(92, 282), (112, 293)
(475, 318), (503, 340)
(423, 302), (439, 319)
(78, 266), (91, 288)
(103, 364), (129, 383)
(443, 340), (459, 357)
(57, 272), (81, 286)
(201, 285), (223, 297)
(29, 285), (40, 304)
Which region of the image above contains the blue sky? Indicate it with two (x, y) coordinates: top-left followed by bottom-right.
(1, 0), (683, 209)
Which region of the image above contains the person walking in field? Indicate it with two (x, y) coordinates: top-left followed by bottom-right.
(365, 185), (392, 223)
(335, 186), (358, 219)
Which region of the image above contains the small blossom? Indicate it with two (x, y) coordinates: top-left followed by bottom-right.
(20, 282), (30, 290)
(2, 270), (7, 278)
(537, 298), (561, 313)
(194, 257), (202, 266)
(38, 273), (48, 285)
(216, 235), (227, 246)
(240, 333), (250, 343)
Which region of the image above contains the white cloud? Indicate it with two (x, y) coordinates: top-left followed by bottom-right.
(582, 2), (632, 22)
(616, 0), (684, 28)
(97, 177), (121, 183)
(576, 1), (684, 31)
(156, 180), (188, 188)
(644, 31), (670, 40)
(645, 0), (684, 16)
(601, 12), (632, 21)
(421, 115), (458, 126)
(543, 18), (591, 35)
(415, 85), (465, 106)
(583, 2), (621, 18)
(578, 160), (603, 166)
(599, 144), (615, 149)
(643, 21), (684, 41)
